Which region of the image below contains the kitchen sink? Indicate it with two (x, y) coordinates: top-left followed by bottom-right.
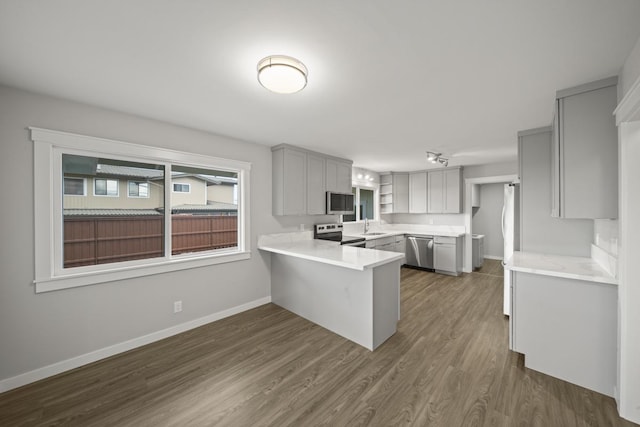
(363, 232), (386, 236)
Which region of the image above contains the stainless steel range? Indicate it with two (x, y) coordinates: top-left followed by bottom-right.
(314, 223), (366, 247)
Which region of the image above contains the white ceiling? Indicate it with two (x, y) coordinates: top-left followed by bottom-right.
(2, 1), (640, 171)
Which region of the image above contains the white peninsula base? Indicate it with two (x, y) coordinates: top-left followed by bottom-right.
(271, 253), (401, 351)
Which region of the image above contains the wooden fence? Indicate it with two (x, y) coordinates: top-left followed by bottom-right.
(63, 215), (237, 268)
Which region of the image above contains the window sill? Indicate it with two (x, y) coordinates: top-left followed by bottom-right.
(34, 251), (251, 293)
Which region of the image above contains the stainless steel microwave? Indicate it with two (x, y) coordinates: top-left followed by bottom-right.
(326, 191), (355, 215)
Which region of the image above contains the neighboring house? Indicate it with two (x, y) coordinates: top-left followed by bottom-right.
(63, 164), (238, 216)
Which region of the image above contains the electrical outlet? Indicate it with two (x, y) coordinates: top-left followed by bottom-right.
(173, 300), (182, 313)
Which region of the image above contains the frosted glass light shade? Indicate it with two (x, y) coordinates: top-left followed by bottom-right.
(257, 55), (307, 94)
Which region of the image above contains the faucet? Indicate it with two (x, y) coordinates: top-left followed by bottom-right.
(364, 217), (369, 234)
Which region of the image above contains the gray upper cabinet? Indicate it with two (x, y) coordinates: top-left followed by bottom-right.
(325, 158), (352, 194)
(272, 146), (307, 216)
(272, 144), (352, 216)
(428, 167), (462, 214)
(380, 172), (409, 214)
(392, 173), (409, 213)
(409, 172), (427, 213)
(552, 77), (618, 219)
(306, 153), (326, 215)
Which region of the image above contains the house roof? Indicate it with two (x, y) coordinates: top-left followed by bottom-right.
(95, 164), (164, 179)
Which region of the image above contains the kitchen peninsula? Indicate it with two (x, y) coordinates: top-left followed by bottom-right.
(258, 233), (404, 351)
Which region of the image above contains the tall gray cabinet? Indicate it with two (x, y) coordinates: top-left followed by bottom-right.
(551, 76), (618, 219)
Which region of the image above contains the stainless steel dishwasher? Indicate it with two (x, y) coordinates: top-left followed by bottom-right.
(405, 235), (434, 270)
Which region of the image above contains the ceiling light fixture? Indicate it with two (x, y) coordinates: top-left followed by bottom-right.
(257, 55), (308, 94)
(427, 151), (449, 167)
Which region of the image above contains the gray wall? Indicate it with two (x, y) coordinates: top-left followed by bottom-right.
(472, 183), (504, 258)
(0, 85), (329, 383)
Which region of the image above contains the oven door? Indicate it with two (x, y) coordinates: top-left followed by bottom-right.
(342, 239), (366, 248)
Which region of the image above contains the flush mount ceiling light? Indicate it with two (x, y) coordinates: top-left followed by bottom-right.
(257, 55), (308, 94)
(427, 151), (449, 167)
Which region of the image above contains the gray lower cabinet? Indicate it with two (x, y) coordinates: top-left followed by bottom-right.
(552, 77), (618, 219)
(366, 236), (395, 251)
(272, 144), (353, 216)
(433, 236), (462, 275)
(365, 235), (405, 254)
(510, 271), (616, 397)
(393, 235), (405, 253)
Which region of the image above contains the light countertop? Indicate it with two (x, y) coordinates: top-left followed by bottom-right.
(504, 251), (617, 285)
(258, 239), (405, 271)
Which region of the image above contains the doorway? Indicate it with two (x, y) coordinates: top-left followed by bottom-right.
(463, 174), (517, 273)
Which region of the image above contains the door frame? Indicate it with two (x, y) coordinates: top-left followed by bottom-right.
(463, 174), (517, 272)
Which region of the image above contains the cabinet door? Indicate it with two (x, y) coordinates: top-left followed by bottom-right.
(283, 149), (307, 215)
(326, 159), (352, 193)
(393, 173), (409, 213)
(306, 153), (326, 215)
(434, 244), (456, 272)
(273, 147), (307, 216)
(394, 237), (405, 253)
(427, 171), (443, 213)
(409, 172), (427, 213)
(443, 168), (461, 213)
(559, 84), (618, 219)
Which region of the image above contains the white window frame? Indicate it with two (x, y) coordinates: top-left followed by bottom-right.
(127, 180), (150, 198)
(172, 182), (191, 193)
(31, 127), (251, 293)
(93, 177), (119, 197)
(343, 185), (379, 223)
(63, 176), (86, 196)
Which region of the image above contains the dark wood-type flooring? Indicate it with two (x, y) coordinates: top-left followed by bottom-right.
(1, 260), (635, 426)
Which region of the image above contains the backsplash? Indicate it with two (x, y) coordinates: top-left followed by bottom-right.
(594, 219), (619, 256)
(383, 213), (466, 226)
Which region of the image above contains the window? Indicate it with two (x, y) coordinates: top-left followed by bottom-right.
(128, 181), (150, 198)
(94, 178), (119, 196)
(63, 177), (86, 195)
(31, 127), (251, 293)
(343, 186), (377, 223)
(172, 183), (190, 193)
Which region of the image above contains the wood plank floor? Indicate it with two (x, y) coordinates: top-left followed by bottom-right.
(1, 260), (635, 426)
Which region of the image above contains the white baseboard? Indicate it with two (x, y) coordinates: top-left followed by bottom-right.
(0, 296), (271, 393)
(484, 255), (503, 260)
